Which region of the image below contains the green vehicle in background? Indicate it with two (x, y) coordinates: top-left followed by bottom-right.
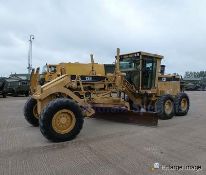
(4, 73), (30, 97)
(0, 77), (8, 98)
(183, 77), (205, 91)
(6, 78), (29, 97)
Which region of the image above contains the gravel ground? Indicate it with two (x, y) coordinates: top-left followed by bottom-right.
(0, 92), (205, 175)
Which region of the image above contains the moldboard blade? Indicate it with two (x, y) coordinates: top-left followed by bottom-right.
(94, 111), (158, 126)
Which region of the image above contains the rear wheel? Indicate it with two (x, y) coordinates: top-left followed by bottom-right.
(39, 98), (84, 142)
(156, 94), (175, 120)
(175, 93), (190, 116)
(24, 97), (39, 126)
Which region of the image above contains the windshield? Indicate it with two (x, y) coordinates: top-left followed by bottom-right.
(42, 65), (48, 74)
(120, 57), (140, 71)
(41, 65), (57, 73)
(48, 65), (57, 73)
(119, 57), (140, 88)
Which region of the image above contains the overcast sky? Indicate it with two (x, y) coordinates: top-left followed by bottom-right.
(0, 0), (206, 76)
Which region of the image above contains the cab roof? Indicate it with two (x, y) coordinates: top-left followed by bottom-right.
(119, 51), (164, 59)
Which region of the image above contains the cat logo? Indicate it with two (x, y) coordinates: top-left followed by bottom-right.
(85, 77), (92, 81)
(162, 77), (166, 82)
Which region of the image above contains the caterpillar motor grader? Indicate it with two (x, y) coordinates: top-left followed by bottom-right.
(24, 48), (189, 142)
(30, 57), (114, 94)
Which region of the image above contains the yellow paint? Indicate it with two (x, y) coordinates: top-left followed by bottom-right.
(52, 109), (76, 134)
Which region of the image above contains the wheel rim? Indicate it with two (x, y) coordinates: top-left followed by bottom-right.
(164, 99), (173, 114)
(181, 98), (188, 111)
(33, 104), (39, 119)
(52, 109), (76, 134)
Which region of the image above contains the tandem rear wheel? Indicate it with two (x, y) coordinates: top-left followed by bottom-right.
(174, 93), (190, 116)
(156, 93), (190, 120)
(156, 94), (175, 120)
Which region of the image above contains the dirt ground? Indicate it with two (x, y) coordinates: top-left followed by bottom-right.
(0, 92), (205, 175)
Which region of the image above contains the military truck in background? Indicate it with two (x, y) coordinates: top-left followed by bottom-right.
(6, 78), (30, 96)
(183, 77), (206, 91)
(5, 74), (30, 97)
(185, 82), (201, 91)
(0, 77), (8, 98)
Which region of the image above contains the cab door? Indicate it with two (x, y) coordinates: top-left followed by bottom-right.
(141, 57), (157, 90)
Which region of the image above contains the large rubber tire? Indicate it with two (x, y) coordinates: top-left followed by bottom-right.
(24, 97), (39, 126)
(175, 93), (190, 116)
(156, 94), (175, 120)
(39, 98), (84, 142)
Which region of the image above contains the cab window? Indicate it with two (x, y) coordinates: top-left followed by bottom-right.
(48, 66), (57, 73)
(42, 65), (48, 74)
(120, 57), (140, 88)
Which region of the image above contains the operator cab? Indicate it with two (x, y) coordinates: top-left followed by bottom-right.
(119, 52), (163, 90)
(40, 64), (57, 85)
(41, 64), (57, 74)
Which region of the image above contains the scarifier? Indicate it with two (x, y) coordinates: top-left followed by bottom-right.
(24, 48), (189, 142)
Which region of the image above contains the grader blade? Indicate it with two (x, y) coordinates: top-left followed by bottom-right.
(94, 111), (158, 126)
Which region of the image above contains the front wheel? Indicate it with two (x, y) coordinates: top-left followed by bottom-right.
(156, 94), (175, 120)
(39, 98), (84, 142)
(24, 97), (39, 126)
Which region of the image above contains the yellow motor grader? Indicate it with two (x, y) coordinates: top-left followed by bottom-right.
(24, 48), (189, 142)
(30, 56), (114, 94)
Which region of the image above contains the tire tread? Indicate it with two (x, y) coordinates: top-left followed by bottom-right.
(24, 97), (39, 126)
(39, 98), (84, 142)
(156, 94), (175, 120)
